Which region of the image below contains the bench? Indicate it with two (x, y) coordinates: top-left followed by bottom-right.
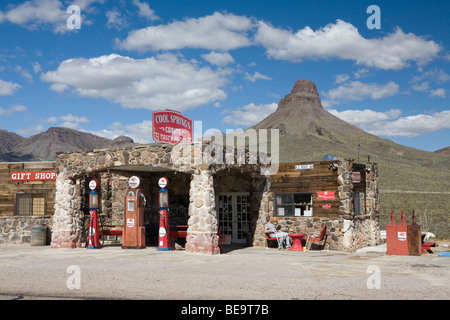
(421, 233), (437, 254)
(85, 225), (123, 247)
(169, 224), (188, 249)
(99, 225), (123, 237)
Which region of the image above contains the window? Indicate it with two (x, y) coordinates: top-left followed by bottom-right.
(15, 193), (46, 215)
(275, 193), (312, 217)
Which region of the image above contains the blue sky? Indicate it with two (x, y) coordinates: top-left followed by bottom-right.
(0, 0), (449, 152)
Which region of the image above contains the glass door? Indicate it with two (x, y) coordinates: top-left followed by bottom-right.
(216, 193), (250, 244)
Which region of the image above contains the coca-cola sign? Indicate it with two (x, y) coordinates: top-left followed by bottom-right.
(152, 109), (192, 143)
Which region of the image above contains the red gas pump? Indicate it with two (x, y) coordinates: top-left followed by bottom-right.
(157, 177), (171, 251)
(87, 180), (101, 249)
(122, 176), (146, 249)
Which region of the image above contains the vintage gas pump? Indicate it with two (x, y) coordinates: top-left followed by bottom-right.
(87, 180), (101, 249)
(157, 177), (171, 251)
(122, 176), (146, 249)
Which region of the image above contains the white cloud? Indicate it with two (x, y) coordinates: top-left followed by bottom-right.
(0, 0), (67, 33)
(330, 108), (450, 138)
(222, 103), (277, 126)
(16, 124), (45, 137)
(92, 120), (153, 144)
(59, 114), (89, 123)
(411, 82), (429, 92)
(255, 19), (441, 70)
(323, 81), (399, 106)
(106, 8), (128, 30)
(132, 0), (158, 21)
(244, 71), (272, 82)
(201, 51), (235, 66)
(0, 79), (22, 95)
(329, 108), (402, 126)
(0, 105), (27, 115)
(41, 53), (229, 111)
(0, 0), (101, 33)
(430, 88), (446, 98)
(117, 12), (253, 51)
(335, 74), (349, 84)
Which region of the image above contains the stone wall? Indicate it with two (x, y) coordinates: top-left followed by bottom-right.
(51, 143), (267, 253)
(253, 159), (381, 252)
(0, 215), (52, 245)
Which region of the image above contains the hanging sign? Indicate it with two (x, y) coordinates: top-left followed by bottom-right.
(152, 109), (193, 143)
(10, 171), (57, 181)
(317, 191), (335, 200)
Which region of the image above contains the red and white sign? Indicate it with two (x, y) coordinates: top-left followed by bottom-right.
(397, 232), (407, 241)
(89, 180), (98, 190)
(10, 171), (57, 181)
(317, 191), (335, 200)
(322, 204), (331, 209)
(152, 109), (193, 143)
(129, 176), (140, 188)
(352, 172), (361, 183)
(158, 177), (168, 188)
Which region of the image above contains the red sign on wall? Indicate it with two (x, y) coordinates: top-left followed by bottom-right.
(152, 109), (193, 143)
(10, 171), (57, 181)
(317, 191), (335, 200)
(322, 204), (331, 209)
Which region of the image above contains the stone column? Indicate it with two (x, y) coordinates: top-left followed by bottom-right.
(253, 177), (272, 247)
(185, 169), (220, 254)
(51, 174), (82, 248)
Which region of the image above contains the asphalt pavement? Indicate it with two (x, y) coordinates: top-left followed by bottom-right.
(0, 243), (448, 302)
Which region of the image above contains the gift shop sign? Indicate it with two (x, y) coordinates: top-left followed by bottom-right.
(317, 191), (335, 200)
(10, 171), (57, 181)
(152, 109), (193, 143)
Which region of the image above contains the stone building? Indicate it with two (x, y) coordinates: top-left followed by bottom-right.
(0, 162), (56, 244)
(50, 141), (380, 253)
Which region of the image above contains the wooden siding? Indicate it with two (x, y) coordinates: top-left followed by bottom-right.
(271, 161), (341, 217)
(0, 162), (56, 217)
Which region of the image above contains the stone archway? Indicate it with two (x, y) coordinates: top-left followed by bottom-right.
(51, 143), (268, 254)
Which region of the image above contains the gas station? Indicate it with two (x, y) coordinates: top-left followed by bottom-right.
(48, 110), (381, 254)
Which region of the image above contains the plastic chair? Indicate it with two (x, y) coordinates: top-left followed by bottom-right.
(305, 225), (327, 251)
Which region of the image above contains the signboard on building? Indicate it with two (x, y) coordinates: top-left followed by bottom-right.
(10, 171), (57, 181)
(152, 109), (193, 144)
(352, 172), (361, 183)
(317, 191), (335, 200)
(295, 164), (314, 170)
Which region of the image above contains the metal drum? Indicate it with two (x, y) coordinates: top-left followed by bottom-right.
(31, 225), (47, 246)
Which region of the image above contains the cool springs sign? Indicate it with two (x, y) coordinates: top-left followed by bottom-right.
(152, 109), (193, 143)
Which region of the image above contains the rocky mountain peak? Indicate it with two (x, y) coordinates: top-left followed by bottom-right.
(278, 79), (323, 111)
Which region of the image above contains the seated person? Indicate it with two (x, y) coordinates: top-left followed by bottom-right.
(265, 216), (291, 249)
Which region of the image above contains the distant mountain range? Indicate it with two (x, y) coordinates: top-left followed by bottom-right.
(0, 127), (135, 162)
